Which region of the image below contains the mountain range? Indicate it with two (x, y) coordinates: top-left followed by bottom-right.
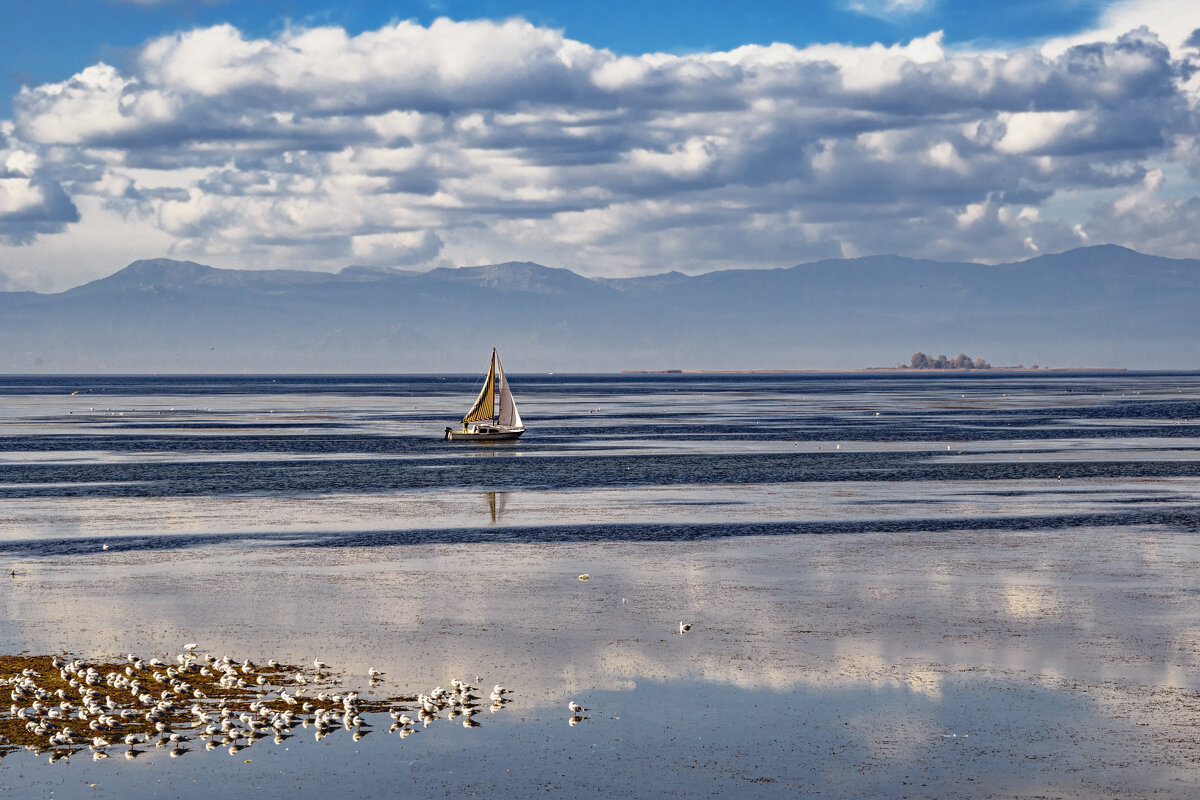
(1, 244), (1197, 372)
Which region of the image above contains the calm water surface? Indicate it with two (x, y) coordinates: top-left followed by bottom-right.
(0, 372), (1198, 798)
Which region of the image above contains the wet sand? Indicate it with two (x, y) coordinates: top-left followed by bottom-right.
(2, 524), (1197, 798)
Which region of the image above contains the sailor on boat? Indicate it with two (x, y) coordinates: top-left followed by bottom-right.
(445, 349), (525, 441)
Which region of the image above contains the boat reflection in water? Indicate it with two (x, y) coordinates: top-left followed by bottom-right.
(485, 491), (507, 525)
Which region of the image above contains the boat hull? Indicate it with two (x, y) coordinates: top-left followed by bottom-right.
(445, 426), (525, 441)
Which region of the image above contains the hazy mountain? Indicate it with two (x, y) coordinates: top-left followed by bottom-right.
(1, 245), (1197, 372)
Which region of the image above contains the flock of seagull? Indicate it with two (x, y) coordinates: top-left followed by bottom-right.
(0, 620), (699, 765)
(0, 647), (515, 764)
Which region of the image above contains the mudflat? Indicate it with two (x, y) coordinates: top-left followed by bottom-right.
(1, 371), (1197, 797)
(3, 524), (1197, 798)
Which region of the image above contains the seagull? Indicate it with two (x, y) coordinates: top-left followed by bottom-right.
(568, 701), (586, 714)
(313, 659), (328, 671)
(183, 644), (198, 652)
(679, 621), (692, 634)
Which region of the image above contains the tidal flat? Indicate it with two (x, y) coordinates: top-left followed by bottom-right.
(0, 372), (1198, 798)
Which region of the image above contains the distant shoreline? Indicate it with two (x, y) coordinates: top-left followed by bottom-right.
(619, 367), (1129, 374)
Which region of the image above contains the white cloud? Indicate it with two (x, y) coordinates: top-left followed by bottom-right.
(1042, 0), (1200, 56)
(1113, 166), (1165, 213)
(4, 148), (40, 177)
(15, 64), (173, 147)
(0, 177), (52, 215)
(629, 136), (723, 178)
(1065, 165), (1200, 256)
(996, 110), (1087, 154)
(844, 0), (933, 22)
(926, 140), (968, 173)
(2, 13), (1200, 289)
(350, 229), (443, 265)
(0, 127), (79, 245)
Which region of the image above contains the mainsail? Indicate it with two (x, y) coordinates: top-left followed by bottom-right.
(461, 351), (497, 424)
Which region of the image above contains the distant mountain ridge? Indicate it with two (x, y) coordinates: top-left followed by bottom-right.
(2, 245), (1197, 372)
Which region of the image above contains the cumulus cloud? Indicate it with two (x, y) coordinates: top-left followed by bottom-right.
(0, 124), (80, 244)
(4, 10), (1200, 282)
(1083, 166), (1200, 254)
(1044, 0), (1200, 55)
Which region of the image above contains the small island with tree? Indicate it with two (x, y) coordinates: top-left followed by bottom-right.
(904, 352), (991, 370)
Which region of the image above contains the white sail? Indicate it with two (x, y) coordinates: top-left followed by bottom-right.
(496, 354), (523, 429)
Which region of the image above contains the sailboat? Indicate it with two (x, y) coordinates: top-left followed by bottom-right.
(444, 349), (525, 441)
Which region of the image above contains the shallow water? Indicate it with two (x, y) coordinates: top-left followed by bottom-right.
(1, 372), (1198, 798)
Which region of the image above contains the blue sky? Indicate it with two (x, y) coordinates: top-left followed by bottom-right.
(2, 0), (1199, 290)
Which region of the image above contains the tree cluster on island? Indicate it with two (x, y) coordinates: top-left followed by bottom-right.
(905, 352), (991, 369)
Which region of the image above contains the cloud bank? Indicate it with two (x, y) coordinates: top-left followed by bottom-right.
(4, 10), (1200, 284)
